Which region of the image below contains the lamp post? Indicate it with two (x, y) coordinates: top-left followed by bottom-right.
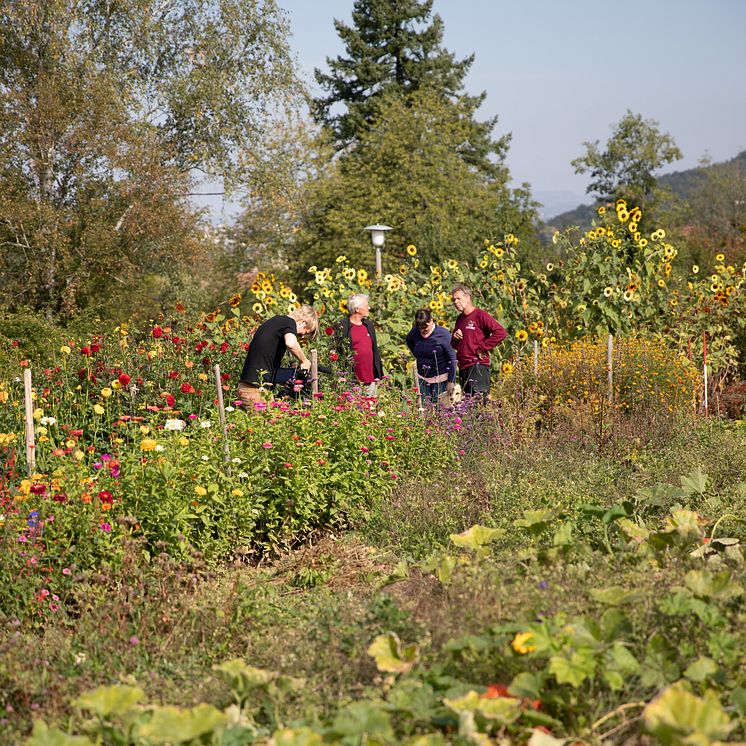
(365, 224), (391, 279)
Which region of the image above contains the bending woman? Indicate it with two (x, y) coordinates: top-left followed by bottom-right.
(405, 308), (457, 406)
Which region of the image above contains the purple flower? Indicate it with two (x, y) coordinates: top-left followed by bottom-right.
(99, 522), (112, 533)
(129, 635), (140, 646)
(101, 453), (112, 462)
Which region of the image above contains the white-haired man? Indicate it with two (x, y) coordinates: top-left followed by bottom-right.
(333, 293), (383, 396)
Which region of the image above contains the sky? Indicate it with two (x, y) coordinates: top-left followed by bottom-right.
(203, 0), (746, 221)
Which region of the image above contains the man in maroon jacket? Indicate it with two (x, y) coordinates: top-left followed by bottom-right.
(451, 283), (507, 400)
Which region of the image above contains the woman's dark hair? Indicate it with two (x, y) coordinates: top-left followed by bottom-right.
(414, 308), (432, 330)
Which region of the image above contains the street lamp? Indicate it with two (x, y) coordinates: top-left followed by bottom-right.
(365, 224), (391, 279)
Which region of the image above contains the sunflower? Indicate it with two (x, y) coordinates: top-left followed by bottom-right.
(480, 257), (488, 268)
(597, 206), (606, 215)
(546, 263), (554, 272)
(611, 239), (621, 249)
(406, 244), (417, 256)
(495, 247), (505, 258)
(623, 290), (634, 302)
(501, 361), (514, 375)
(252, 302), (263, 314)
(335, 255), (347, 263)
(228, 293), (242, 308)
(515, 329), (528, 342)
(657, 279), (665, 288)
(715, 253), (725, 262)
(603, 286), (613, 297)
(447, 259), (458, 270)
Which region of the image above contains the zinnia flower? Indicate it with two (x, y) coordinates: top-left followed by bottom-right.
(512, 632), (536, 654)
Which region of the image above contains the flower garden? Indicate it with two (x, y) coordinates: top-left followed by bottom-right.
(1, 201), (745, 744)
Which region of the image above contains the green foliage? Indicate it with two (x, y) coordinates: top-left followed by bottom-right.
(0, 0), (299, 317)
(296, 87), (538, 273)
(572, 110), (682, 208)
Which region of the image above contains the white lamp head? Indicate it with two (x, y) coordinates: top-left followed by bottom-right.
(365, 224), (391, 247)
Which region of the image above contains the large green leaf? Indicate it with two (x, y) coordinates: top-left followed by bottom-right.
(270, 727), (325, 746)
(25, 721), (93, 746)
(684, 656), (719, 683)
(136, 704), (227, 743)
(367, 632), (420, 674)
(684, 569), (744, 600)
(449, 525), (506, 551)
(643, 683), (732, 744)
(514, 509), (557, 533)
(680, 466), (709, 496)
(73, 685), (144, 718)
(443, 690), (521, 724)
(548, 651), (596, 688)
(331, 702), (394, 740)
(664, 509), (704, 542)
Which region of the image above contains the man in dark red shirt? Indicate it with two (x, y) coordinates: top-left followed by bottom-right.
(334, 293), (383, 396)
(451, 283), (506, 400)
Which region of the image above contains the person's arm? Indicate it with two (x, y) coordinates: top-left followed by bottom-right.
(477, 312), (507, 352)
(451, 319), (462, 347)
(405, 328), (417, 356)
(284, 332), (311, 370)
(440, 328), (458, 384)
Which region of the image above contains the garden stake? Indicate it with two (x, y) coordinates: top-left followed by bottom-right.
(607, 334), (613, 404)
(533, 339), (538, 375)
(703, 331), (708, 416)
(310, 349), (318, 396)
(213, 364), (232, 476)
(23, 368), (36, 477)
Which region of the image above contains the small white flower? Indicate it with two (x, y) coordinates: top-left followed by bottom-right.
(200, 421), (211, 429)
(164, 418), (186, 431)
(232, 457), (242, 464)
(238, 472), (248, 479)
(40, 416), (57, 426)
(155, 444), (164, 451)
(225, 406), (235, 412)
(201, 455), (209, 461)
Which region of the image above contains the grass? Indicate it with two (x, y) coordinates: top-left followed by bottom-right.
(1, 418), (745, 743)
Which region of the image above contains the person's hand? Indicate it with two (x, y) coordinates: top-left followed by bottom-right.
(446, 381), (455, 393)
(300, 359), (312, 371)
(453, 329), (463, 341)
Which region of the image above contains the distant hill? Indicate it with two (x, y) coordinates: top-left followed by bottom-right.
(544, 150), (746, 232)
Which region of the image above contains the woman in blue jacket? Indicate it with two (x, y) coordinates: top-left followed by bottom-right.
(405, 308), (457, 406)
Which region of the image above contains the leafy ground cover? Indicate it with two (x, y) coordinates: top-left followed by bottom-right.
(1, 415), (744, 744)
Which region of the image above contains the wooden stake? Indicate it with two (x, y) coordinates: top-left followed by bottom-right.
(310, 349), (318, 396)
(213, 364), (232, 476)
(533, 339), (539, 375)
(607, 335), (613, 404)
(703, 332), (708, 416)
(23, 368), (36, 477)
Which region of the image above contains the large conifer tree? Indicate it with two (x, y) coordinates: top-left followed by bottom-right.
(312, 0), (505, 178)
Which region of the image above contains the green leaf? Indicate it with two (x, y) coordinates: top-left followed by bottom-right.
(602, 504), (628, 525)
(73, 685), (144, 718)
(367, 632), (419, 674)
(514, 509), (557, 533)
(731, 687), (746, 716)
(212, 659), (276, 700)
(664, 509), (704, 542)
(449, 525), (506, 551)
(617, 517), (650, 544)
(25, 721), (94, 746)
(552, 522), (574, 547)
(684, 656), (718, 683)
(386, 680), (439, 722)
(443, 690), (521, 724)
(526, 729), (569, 746)
(331, 702), (394, 740)
(136, 704), (227, 743)
(401, 736), (447, 746)
(643, 683), (732, 744)
(680, 466), (709, 496)
(508, 671), (543, 701)
(590, 586), (643, 606)
(548, 651), (596, 688)
(684, 569), (744, 600)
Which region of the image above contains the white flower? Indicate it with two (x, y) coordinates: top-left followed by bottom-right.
(40, 416), (57, 426)
(201, 455), (209, 461)
(164, 418), (186, 431)
(232, 457), (242, 464)
(225, 406), (235, 412)
(200, 421), (211, 429)
(155, 444), (164, 451)
(238, 472), (248, 479)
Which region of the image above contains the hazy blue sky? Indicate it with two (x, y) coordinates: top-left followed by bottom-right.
(275, 0), (746, 216)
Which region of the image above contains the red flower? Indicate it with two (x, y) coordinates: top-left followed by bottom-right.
(324, 326), (334, 336)
(330, 352), (339, 362)
(168, 370), (180, 380)
(30, 483), (46, 495)
(151, 326), (163, 339)
(91, 343), (101, 353)
(52, 493), (67, 503)
(180, 382), (195, 394)
(165, 394), (175, 407)
(482, 683), (510, 699)
(80, 346), (91, 356)
(97, 490), (113, 504)
(220, 342), (229, 353)
(118, 373), (130, 386)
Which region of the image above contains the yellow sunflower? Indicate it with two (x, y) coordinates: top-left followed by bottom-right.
(515, 329), (528, 342)
(406, 244), (417, 256)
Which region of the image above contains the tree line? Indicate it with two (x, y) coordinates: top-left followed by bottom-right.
(1, 0), (743, 323)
